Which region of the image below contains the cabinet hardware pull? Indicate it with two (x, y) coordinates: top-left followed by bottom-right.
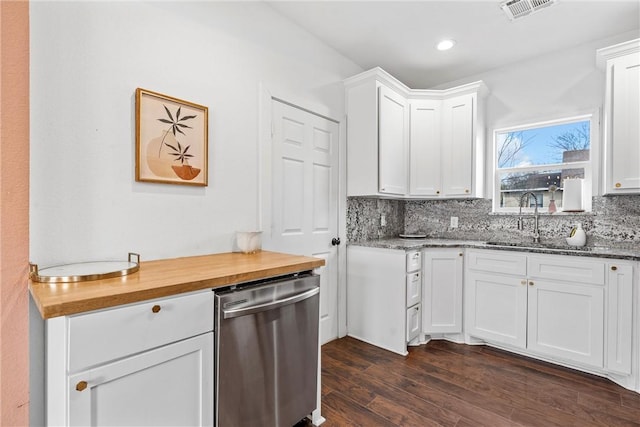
(611, 266), (618, 271)
(521, 280), (526, 285)
(615, 183), (622, 188)
(152, 305), (161, 313)
(459, 253), (463, 257)
(465, 189), (470, 193)
(529, 281), (534, 286)
(436, 190), (440, 194)
(76, 381), (88, 392)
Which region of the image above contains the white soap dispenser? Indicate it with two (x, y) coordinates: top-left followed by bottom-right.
(566, 223), (586, 247)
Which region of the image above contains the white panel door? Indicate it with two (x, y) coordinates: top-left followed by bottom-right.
(271, 100), (340, 344)
(409, 100), (441, 196)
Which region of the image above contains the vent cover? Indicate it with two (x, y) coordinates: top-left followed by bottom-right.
(501, 0), (557, 20)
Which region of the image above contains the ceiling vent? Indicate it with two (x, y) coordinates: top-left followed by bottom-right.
(500, 0), (557, 21)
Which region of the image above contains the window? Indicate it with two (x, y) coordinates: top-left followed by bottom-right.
(493, 114), (596, 213)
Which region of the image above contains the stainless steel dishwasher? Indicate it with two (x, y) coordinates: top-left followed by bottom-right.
(215, 273), (320, 427)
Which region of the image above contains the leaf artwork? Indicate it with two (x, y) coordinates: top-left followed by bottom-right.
(156, 105), (197, 158)
(165, 140), (194, 165)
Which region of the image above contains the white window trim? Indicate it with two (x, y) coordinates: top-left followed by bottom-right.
(492, 112), (600, 214)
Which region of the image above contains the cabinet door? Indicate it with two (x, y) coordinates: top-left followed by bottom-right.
(68, 333), (214, 427)
(465, 271), (527, 349)
(409, 100), (441, 196)
(441, 94), (474, 197)
(378, 85), (407, 195)
(606, 262), (634, 375)
(609, 53), (640, 193)
(423, 249), (463, 334)
(527, 279), (604, 368)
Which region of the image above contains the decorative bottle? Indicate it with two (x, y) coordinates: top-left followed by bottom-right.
(566, 223), (586, 247)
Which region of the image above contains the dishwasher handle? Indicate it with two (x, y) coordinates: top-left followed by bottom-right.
(223, 286), (319, 319)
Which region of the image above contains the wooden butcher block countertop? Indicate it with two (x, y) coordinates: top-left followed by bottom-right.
(29, 251), (325, 319)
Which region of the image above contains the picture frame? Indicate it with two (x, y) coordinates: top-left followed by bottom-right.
(135, 88), (208, 186)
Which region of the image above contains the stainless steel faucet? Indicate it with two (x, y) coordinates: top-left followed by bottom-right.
(518, 192), (541, 243)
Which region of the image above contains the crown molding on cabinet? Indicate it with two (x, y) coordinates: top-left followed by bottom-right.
(343, 66), (488, 100)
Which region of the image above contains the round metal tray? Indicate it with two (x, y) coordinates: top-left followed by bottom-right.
(30, 253), (140, 283)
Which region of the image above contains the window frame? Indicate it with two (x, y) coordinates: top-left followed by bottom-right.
(492, 112), (599, 214)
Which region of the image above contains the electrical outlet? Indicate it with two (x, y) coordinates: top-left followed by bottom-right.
(381, 214), (386, 227)
(450, 216), (459, 228)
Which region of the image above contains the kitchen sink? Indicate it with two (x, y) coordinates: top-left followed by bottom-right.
(484, 241), (595, 252)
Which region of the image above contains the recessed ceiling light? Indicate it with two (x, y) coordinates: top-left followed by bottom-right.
(436, 39), (456, 51)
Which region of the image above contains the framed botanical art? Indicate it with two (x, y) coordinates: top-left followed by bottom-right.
(135, 88), (208, 186)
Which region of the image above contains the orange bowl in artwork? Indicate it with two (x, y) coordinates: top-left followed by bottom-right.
(172, 165), (201, 181)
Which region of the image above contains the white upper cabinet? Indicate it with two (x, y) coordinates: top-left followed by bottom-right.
(378, 85), (408, 195)
(409, 100), (441, 196)
(345, 67), (486, 198)
(598, 39), (640, 194)
(441, 94), (478, 197)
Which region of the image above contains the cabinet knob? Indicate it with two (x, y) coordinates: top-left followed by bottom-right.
(459, 253), (463, 257)
(436, 190), (440, 195)
(521, 280), (526, 285)
(615, 183), (622, 188)
(465, 189), (470, 193)
(152, 305), (161, 313)
(529, 281), (534, 286)
(611, 266), (618, 271)
(76, 381), (88, 392)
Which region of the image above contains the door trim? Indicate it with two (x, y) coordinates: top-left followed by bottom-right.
(257, 82), (347, 339)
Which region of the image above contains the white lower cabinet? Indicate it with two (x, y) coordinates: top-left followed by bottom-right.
(406, 304), (421, 342)
(347, 246), (421, 355)
(526, 278), (604, 367)
(68, 333), (213, 427)
(47, 290), (215, 427)
(606, 262), (634, 375)
(466, 250), (634, 375)
(465, 270), (528, 348)
(422, 249), (464, 334)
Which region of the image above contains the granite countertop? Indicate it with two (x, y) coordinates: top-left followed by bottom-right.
(349, 238), (640, 261)
(29, 251), (325, 319)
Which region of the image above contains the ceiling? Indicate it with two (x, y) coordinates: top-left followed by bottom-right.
(266, 0), (640, 88)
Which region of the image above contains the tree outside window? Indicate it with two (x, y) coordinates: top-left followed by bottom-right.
(494, 117), (593, 212)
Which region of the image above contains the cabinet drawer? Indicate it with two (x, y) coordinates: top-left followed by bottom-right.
(406, 251), (422, 272)
(406, 271), (421, 307)
(406, 304), (421, 342)
(68, 290), (214, 372)
(467, 250), (527, 276)
(528, 255), (605, 285)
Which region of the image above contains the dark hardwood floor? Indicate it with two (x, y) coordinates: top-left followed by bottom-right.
(307, 337), (640, 427)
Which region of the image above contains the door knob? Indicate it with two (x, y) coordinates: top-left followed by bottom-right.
(331, 237), (341, 246)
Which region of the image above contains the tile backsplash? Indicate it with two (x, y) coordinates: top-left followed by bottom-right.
(347, 195), (640, 246)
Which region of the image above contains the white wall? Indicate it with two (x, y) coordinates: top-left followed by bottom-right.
(432, 30), (639, 198)
(29, 1), (361, 265)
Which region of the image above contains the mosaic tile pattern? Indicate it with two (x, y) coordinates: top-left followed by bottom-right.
(347, 195), (640, 248)
(346, 197), (404, 241)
